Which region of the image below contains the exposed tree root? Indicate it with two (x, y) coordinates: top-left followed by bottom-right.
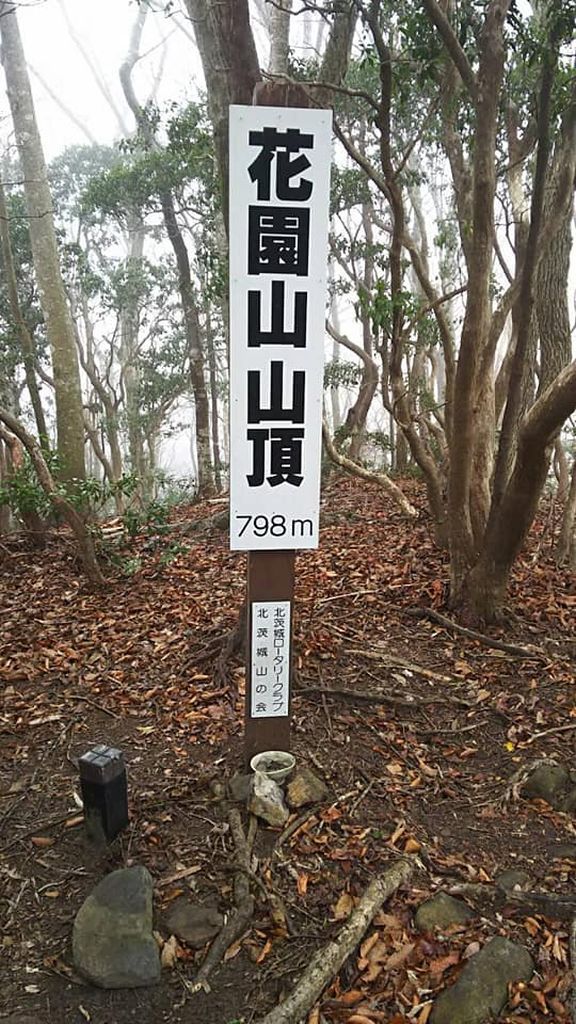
(255, 858), (413, 1024)
(407, 607), (544, 659)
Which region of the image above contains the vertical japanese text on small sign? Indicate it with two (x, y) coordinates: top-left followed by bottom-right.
(250, 601), (291, 718)
(229, 107), (332, 550)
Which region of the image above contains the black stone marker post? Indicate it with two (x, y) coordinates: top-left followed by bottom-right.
(79, 744), (129, 844)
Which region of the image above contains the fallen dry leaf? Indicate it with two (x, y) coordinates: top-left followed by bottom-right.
(385, 941), (414, 971)
(160, 934), (180, 969)
(31, 836), (54, 848)
(332, 891), (354, 920)
(297, 872), (308, 896)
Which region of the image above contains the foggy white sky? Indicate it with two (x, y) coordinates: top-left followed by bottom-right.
(12, 0), (204, 159)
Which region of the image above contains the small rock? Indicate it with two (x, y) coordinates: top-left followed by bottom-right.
(550, 843), (576, 859)
(249, 772), (289, 827)
(286, 767), (328, 808)
(164, 900), (223, 948)
(522, 763), (570, 808)
(430, 936), (533, 1024)
(495, 869), (532, 892)
(415, 892), (475, 932)
(73, 865), (160, 988)
(228, 773), (253, 803)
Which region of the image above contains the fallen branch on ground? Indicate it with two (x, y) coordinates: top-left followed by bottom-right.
(407, 607), (543, 659)
(254, 858), (413, 1024)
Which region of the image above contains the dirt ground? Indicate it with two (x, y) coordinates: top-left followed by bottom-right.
(1, 477), (575, 1024)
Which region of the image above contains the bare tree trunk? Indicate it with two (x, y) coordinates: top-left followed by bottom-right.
(119, 7), (214, 497)
(444, 1), (511, 601)
(119, 210), (149, 498)
(206, 309), (223, 493)
(0, 178), (48, 445)
(0, 3), (86, 483)
(268, 0), (292, 75)
(557, 458), (576, 567)
(0, 437), (11, 535)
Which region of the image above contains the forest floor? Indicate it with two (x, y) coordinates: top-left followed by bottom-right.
(1, 476), (575, 1024)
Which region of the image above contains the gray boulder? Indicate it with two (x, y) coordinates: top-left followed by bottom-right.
(415, 892), (475, 932)
(164, 900), (222, 948)
(431, 936), (533, 1024)
(522, 764), (570, 808)
(73, 865), (160, 988)
(249, 772), (289, 827)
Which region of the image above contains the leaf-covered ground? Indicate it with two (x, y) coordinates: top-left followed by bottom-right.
(1, 477), (575, 1024)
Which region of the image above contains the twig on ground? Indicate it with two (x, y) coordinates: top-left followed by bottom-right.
(68, 693), (120, 718)
(348, 648), (459, 685)
(254, 858), (413, 1024)
(407, 607), (544, 659)
(415, 719), (486, 736)
(526, 722), (576, 744)
(294, 683), (473, 709)
(190, 805), (256, 993)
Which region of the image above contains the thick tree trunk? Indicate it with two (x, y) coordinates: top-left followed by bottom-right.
(268, 0), (292, 75)
(445, 2), (511, 600)
(461, 360), (576, 620)
(159, 194), (215, 497)
(206, 310), (223, 493)
(0, 4), (86, 482)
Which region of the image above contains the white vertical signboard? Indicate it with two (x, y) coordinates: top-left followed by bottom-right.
(229, 105), (332, 551)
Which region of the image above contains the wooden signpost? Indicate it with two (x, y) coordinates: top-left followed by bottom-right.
(228, 94), (332, 764)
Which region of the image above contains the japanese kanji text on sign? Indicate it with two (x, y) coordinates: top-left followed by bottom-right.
(229, 106), (332, 550)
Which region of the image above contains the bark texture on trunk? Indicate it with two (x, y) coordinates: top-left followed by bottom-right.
(0, 3), (86, 482)
(463, 360), (576, 620)
(557, 458), (576, 567)
(446, 1), (511, 599)
(268, 0), (292, 75)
